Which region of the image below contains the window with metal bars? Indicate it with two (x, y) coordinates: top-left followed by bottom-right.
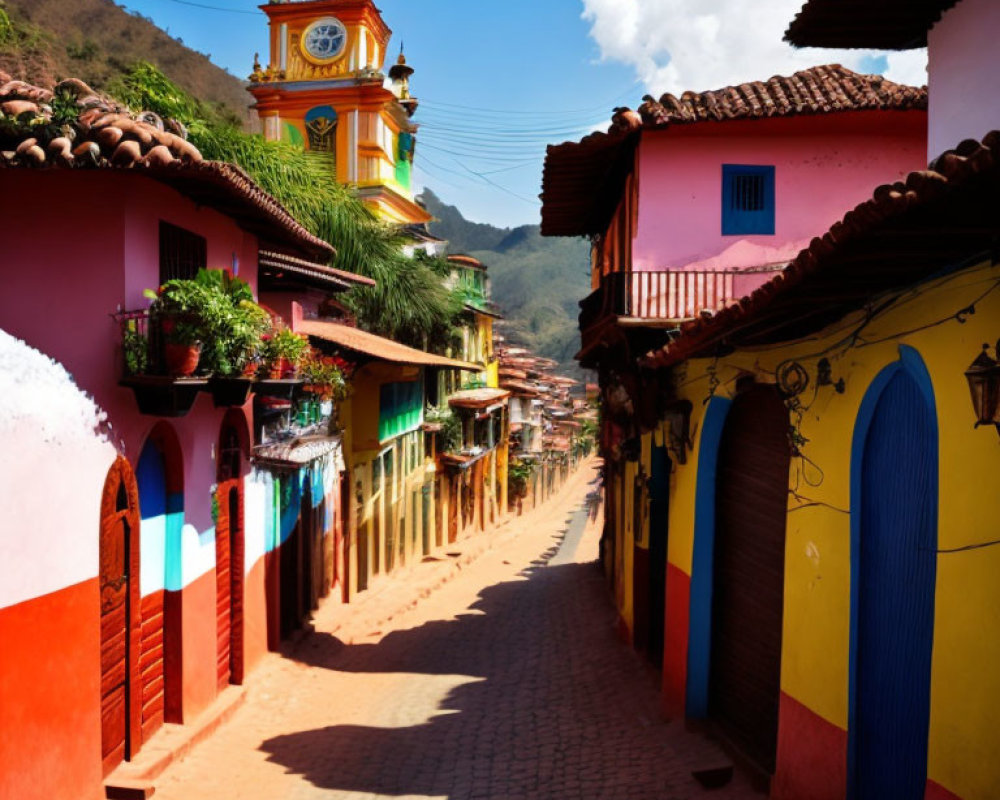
(159, 222), (207, 283)
(722, 164), (775, 235)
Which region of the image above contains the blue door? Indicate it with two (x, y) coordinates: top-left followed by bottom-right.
(853, 369), (937, 799)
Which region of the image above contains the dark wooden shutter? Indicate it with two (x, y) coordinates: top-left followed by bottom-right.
(709, 384), (789, 774)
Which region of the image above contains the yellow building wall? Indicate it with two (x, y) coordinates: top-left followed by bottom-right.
(653, 259), (1000, 798)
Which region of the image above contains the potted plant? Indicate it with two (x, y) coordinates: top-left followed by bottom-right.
(145, 279), (215, 377)
(193, 270), (271, 406)
(261, 327), (309, 379)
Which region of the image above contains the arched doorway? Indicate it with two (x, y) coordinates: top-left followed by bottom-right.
(99, 457), (142, 775)
(850, 353), (937, 798)
(709, 384), (789, 775)
(216, 412), (248, 689)
(305, 105), (338, 173)
(136, 423), (184, 731)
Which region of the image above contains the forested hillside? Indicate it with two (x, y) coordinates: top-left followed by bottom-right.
(0, 0), (253, 128)
(419, 190), (591, 376)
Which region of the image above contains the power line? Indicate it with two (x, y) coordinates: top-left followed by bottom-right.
(418, 81), (644, 117)
(137, 0), (262, 14)
(417, 153), (540, 206)
(418, 123), (604, 143)
(418, 140), (550, 163)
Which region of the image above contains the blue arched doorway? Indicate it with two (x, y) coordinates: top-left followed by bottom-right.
(849, 347), (938, 799)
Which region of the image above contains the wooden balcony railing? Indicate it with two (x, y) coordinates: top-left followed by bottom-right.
(580, 268), (781, 331)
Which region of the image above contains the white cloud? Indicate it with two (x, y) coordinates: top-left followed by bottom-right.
(581, 0), (927, 99)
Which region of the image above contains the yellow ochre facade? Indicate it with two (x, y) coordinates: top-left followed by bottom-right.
(248, 0), (430, 226)
(601, 257), (1000, 800)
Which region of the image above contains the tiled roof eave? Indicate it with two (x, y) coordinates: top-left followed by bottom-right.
(541, 65), (927, 238)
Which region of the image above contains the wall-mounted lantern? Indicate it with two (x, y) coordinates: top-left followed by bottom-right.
(964, 342), (1000, 436)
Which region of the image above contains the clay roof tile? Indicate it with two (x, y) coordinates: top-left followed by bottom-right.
(0, 76), (333, 259)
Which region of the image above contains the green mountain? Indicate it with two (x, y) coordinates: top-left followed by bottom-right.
(0, 0), (253, 128)
(419, 190), (591, 377)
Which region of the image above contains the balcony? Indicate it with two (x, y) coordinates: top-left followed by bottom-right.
(578, 268), (784, 363)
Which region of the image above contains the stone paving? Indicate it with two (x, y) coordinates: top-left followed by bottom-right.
(154, 464), (759, 800)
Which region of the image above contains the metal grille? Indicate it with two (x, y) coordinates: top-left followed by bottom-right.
(159, 222), (206, 283)
(731, 173), (766, 212)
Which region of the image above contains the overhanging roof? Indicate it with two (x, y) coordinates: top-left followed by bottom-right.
(259, 250), (374, 292)
(0, 74), (334, 260)
(785, 0), (959, 49)
(448, 387), (510, 409)
(298, 319), (481, 370)
(643, 130), (1000, 368)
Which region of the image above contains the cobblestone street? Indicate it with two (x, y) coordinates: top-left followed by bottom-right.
(154, 465), (758, 800)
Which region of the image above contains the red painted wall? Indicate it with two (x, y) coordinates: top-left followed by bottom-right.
(661, 563), (690, 719)
(180, 569), (219, 718)
(0, 579), (104, 800)
(772, 693), (847, 800)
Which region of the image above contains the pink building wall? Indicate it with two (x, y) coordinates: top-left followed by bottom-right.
(632, 112), (928, 273)
(0, 169), (267, 795)
(927, 0), (1000, 159)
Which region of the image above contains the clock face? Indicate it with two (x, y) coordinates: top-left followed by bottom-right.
(303, 17), (348, 62)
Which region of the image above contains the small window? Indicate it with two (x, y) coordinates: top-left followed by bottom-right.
(159, 222), (206, 283)
(722, 165), (775, 235)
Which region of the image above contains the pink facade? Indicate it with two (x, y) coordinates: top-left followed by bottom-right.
(927, 0), (1000, 159)
(633, 112), (927, 273)
(0, 168), (264, 799)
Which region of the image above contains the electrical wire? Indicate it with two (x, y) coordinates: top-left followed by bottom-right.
(418, 81), (644, 117)
(136, 0), (261, 14)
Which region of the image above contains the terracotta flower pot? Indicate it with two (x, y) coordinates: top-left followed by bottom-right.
(164, 343), (200, 377)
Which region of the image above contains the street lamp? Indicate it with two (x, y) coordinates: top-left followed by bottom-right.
(964, 341), (1000, 436)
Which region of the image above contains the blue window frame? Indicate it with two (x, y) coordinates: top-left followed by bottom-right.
(722, 164), (775, 235)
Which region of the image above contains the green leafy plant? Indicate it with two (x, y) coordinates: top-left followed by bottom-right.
(144, 269), (269, 374)
(425, 405), (463, 453)
(109, 63), (465, 352)
(261, 327), (309, 376)
(508, 459), (536, 498)
(191, 269), (269, 376)
(122, 321), (149, 376)
(146, 279), (216, 346)
(300, 349), (348, 401)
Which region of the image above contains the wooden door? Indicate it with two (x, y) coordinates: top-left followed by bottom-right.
(216, 483), (244, 688)
(215, 484), (232, 690)
(853, 371), (936, 798)
(216, 420), (245, 690)
(710, 385), (789, 774)
(99, 458), (141, 775)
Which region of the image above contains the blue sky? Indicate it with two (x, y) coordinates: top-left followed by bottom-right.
(118, 0), (925, 229)
(118, 0), (638, 228)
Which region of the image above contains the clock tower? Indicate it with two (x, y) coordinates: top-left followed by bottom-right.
(248, 0), (430, 226)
